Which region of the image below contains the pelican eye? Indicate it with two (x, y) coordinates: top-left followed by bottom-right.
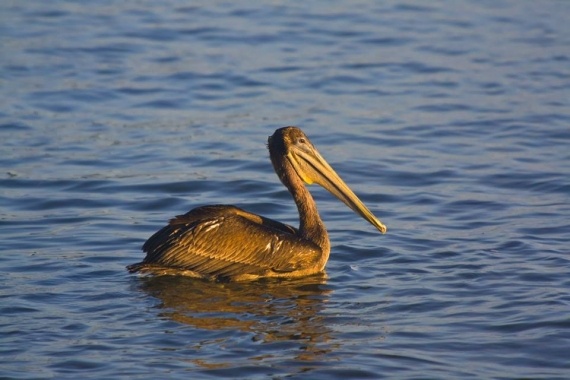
(298, 138), (306, 144)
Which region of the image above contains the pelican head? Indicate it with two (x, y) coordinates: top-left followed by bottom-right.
(269, 126), (387, 234)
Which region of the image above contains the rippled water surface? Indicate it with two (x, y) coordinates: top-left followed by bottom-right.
(2, 1), (569, 379)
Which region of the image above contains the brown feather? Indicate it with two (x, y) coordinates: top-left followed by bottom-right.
(132, 205), (322, 280)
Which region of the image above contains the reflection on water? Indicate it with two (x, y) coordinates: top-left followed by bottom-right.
(135, 274), (335, 369)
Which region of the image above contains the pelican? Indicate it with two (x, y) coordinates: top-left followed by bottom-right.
(128, 126), (387, 281)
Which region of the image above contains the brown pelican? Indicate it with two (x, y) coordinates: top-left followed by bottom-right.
(128, 126), (387, 281)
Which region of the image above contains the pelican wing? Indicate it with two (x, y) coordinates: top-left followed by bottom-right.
(138, 205), (323, 279)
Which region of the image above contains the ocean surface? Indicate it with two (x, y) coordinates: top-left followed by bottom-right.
(1, 1), (569, 379)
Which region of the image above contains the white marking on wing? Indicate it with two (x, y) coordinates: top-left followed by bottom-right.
(200, 219), (222, 234)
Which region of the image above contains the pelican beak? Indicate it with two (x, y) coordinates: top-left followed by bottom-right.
(289, 142), (387, 234)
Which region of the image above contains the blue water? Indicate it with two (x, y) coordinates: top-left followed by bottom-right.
(2, 1), (569, 379)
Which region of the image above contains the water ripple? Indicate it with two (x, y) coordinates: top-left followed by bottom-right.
(1, 1), (569, 379)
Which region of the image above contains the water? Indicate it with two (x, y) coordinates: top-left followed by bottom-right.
(1, 1), (569, 379)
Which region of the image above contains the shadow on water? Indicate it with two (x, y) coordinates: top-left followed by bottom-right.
(132, 274), (336, 368)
